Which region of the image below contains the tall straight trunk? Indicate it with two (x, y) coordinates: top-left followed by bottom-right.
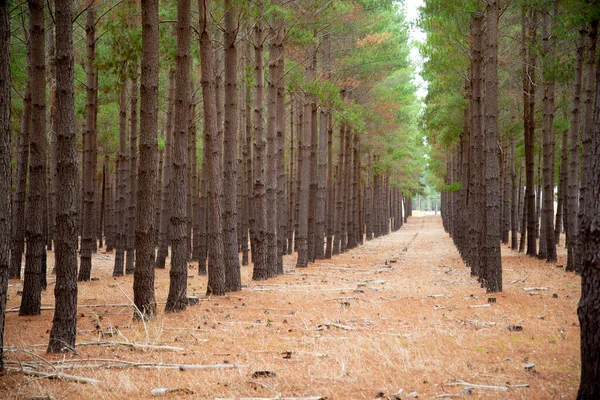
(482, 0), (502, 292)
(78, 3), (97, 281)
(9, 56), (30, 280)
(510, 138), (518, 250)
(244, 37), (254, 264)
(105, 156), (114, 251)
(540, 1), (557, 262)
(133, 0), (159, 319)
(166, 0), (190, 312)
(316, 34), (330, 258)
(126, 77), (138, 274)
(252, 8), (270, 279)
(199, 0), (226, 295)
(501, 144), (510, 244)
(294, 100), (303, 253)
(223, 0), (241, 290)
(296, 88), (311, 268)
(0, 0), (10, 367)
(365, 154), (373, 241)
(287, 99), (295, 255)
(342, 125), (352, 250)
(468, 10), (484, 278)
(325, 112), (334, 256)
(575, 19), (598, 273)
(353, 132), (361, 244)
(112, 85), (128, 277)
(307, 51), (318, 263)
(156, 70), (176, 269)
(524, 5), (538, 257)
(47, 0), (77, 353)
(334, 123), (345, 252)
(97, 163), (104, 249)
(46, 9), (56, 252)
(20, 0), (47, 316)
(519, 159), (527, 252)
(265, 21), (279, 278)
(275, 27), (286, 274)
(556, 124), (568, 245)
(239, 43), (250, 266)
(566, 33), (585, 271)
(155, 149), (162, 248)
(191, 100), (200, 261)
(198, 155), (208, 274)
(576, 37), (600, 396)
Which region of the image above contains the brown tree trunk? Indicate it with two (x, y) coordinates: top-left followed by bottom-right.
(156, 70), (176, 269)
(251, 7), (270, 279)
(166, 0), (191, 312)
(325, 112), (334, 256)
(132, 0), (159, 319)
(47, 0), (77, 353)
(0, 0), (11, 367)
(576, 41), (600, 396)
(510, 138), (518, 250)
(275, 24), (286, 274)
(20, 0), (47, 316)
(575, 19), (598, 273)
(46, 7), (56, 252)
(199, 0), (226, 295)
(287, 99), (295, 255)
(126, 77), (138, 275)
(112, 85), (128, 277)
(9, 52), (30, 280)
(78, 3), (97, 282)
(566, 33), (586, 271)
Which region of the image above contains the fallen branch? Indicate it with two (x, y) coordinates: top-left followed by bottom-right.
(76, 341), (184, 352)
(468, 304), (491, 309)
(317, 322), (355, 331)
(140, 363), (237, 371)
(215, 398), (325, 400)
(151, 387), (194, 396)
(445, 381), (507, 391)
(8, 367), (99, 384)
(523, 287), (549, 291)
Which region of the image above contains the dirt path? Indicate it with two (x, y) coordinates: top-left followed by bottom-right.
(1, 216), (580, 399)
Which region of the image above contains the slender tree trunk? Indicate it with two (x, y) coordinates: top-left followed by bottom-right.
(576, 38), (600, 396)
(0, 0), (11, 368)
(244, 36), (254, 264)
(334, 123), (345, 254)
(316, 34), (330, 257)
(46, 8), (56, 252)
(112, 85), (128, 277)
(166, 0), (190, 312)
(20, 0), (47, 316)
(325, 112), (334, 256)
(156, 70), (175, 269)
(510, 138), (518, 250)
(566, 33), (586, 271)
(524, 5), (538, 257)
(199, 0), (226, 294)
(78, 3), (97, 281)
(275, 24), (286, 274)
(9, 57), (30, 280)
(307, 51), (318, 263)
(252, 7), (270, 279)
(556, 122), (568, 246)
(125, 77), (138, 274)
(540, 1), (558, 262)
(575, 19), (598, 274)
(105, 156), (114, 252)
(47, 0), (77, 353)
(191, 100), (200, 261)
(133, 0), (159, 319)
(287, 99), (295, 255)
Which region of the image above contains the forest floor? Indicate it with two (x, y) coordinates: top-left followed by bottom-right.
(1, 216), (581, 399)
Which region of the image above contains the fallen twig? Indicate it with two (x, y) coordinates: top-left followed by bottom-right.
(151, 387), (194, 396)
(445, 380), (507, 391)
(76, 341), (184, 352)
(215, 398), (325, 400)
(317, 322), (355, 331)
(523, 287), (549, 291)
(468, 304), (491, 309)
(8, 367), (99, 384)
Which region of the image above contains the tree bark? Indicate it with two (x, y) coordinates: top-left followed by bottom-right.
(576, 40), (600, 397)
(126, 77), (138, 275)
(47, 0), (77, 353)
(275, 24), (286, 275)
(0, 0), (11, 368)
(20, 0), (47, 316)
(199, 0), (226, 295)
(78, 3), (97, 282)
(165, 0), (190, 312)
(112, 85), (128, 277)
(156, 70), (175, 269)
(133, 0), (159, 320)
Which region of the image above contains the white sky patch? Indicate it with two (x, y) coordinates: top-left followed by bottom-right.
(401, 0), (428, 99)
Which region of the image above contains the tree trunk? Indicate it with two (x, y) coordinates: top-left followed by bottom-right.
(126, 77), (138, 275)
(275, 24), (286, 274)
(325, 112), (334, 256)
(576, 41), (600, 397)
(566, 33), (586, 271)
(556, 121), (568, 246)
(0, 0), (11, 368)
(156, 70), (175, 269)
(334, 123), (345, 254)
(165, 0), (190, 312)
(243, 36), (253, 265)
(112, 85), (128, 277)
(575, 19), (598, 273)
(132, 0), (159, 320)
(251, 7), (269, 279)
(482, 0), (502, 292)
(287, 98), (295, 255)
(540, 1), (557, 262)
(524, 5), (538, 257)
(9, 54), (30, 280)
(20, 0), (47, 316)
(510, 138), (518, 250)
(47, 0), (77, 353)
(199, 0), (226, 295)
(46, 8), (56, 252)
